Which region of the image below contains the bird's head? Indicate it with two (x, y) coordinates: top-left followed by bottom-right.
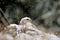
(19, 17), (32, 25)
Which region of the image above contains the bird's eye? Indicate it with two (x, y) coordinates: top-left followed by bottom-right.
(26, 19), (29, 20)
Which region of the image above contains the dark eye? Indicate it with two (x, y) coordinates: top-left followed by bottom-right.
(26, 19), (29, 20)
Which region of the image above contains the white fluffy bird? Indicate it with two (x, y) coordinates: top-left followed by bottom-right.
(7, 24), (24, 34)
(18, 17), (60, 40)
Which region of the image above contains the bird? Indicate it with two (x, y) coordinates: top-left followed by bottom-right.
(18, 17), (60, 40)
(19, 17), (41, 34)
(18, 17), (46, 40)
(6, 24), (26, 35)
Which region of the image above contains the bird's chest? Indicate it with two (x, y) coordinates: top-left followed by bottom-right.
(20, 24), (33, 33)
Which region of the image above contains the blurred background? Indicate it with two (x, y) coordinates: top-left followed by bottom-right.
(0, 0), (60, 34)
